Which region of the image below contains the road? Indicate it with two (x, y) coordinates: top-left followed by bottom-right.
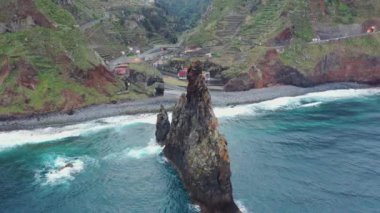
(108, 44), (181, 69)
(79, 12), (110, 31)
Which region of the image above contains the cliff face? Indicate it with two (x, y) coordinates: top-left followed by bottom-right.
(224, 47), (380, 91)
(156, 61), (240, 212)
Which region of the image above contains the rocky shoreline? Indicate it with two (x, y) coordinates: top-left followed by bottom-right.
(0, 82), (371, 131)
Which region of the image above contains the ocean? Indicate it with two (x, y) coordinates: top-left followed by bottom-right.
(0, 88), (379, 212)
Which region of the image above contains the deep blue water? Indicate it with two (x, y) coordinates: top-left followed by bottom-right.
(0, 88), (380, 212)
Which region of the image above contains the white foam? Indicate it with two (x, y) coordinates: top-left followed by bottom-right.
(301, 101), (323, 108)
(214, 105), (254, 118)
(103, 138), (163, 160)
(0, 88), (379, 151)
(215, 88), (380, 118)
(157, 155), (170, 164)
(188, 201), (248, 213)
(188, 203), (201, 212)
(35, 156), (91, 186)
(0, 114), (157, 151)
(126, 140), (163, 159)
(236, 200), (249, 213)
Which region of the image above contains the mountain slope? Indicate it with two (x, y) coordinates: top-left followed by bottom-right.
(156, 0), (212, 31)
(184, 0), (380, 91)
(62, 0), (178, 60)
(0, 0), (160, 117)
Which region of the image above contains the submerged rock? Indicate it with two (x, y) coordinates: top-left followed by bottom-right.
(156, 61), (240, 212)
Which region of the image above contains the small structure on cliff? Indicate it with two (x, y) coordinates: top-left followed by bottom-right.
(156, 61), (240, 212)
(177, 67), (189, 80)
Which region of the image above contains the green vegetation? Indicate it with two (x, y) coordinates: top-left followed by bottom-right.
(321, 0), (380, 24)
(163, 76), (188, 87)
(0, 0), (157, 116)
(280, 34), (380, 74)
(35, 0), (76, 26)
(241, 0), (289, 43)
(186, 0), (379, 80)
(156, 0), (212, 31)
(288, 0), (315, 41)
(280, 39), (332, 74)
(343, 34), (380, 56)
(129, 63), (161, 77)
(184, 0), (246, 46)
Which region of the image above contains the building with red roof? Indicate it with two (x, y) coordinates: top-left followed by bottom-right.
(178, 67), (188, 80)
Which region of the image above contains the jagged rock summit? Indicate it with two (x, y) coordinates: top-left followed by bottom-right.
(156, 61), (240, 213)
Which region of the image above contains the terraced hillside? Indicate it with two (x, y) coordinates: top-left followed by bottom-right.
(216, 14), (245, 41)
(57, 0), (179, 61)
(184, 0), (380, 91)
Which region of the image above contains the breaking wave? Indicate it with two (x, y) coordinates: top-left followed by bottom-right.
(103, 138), (163, 160)
(187, 200), (248, 212)
(236, 200), (249, 213)
(35, 155), (96, 186)
(0, 88), (379, 151)
(0, 114), (157, 151)
(214, 88), (380, 118)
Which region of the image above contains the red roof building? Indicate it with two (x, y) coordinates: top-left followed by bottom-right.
(114, 64), (129, 76)
(178, 67), (188, 80)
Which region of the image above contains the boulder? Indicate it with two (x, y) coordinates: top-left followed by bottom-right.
(155, 82), (165, 96)
(224, 73), (254, 91)
(147, 76), (164, 86)
(157, 61), (240, 213)
(129, 71), (147, 83)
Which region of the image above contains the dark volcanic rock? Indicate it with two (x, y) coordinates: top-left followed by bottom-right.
(147, 76), (165, 96)
(155, 82), (165, 96)
(155, 105), (170, 145)
(157, 61), (240, 213)
(223, 71), (255, 92)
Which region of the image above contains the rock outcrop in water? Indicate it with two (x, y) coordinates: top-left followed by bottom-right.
(155, 105), (170, 145)
(156, 61), (240, 213)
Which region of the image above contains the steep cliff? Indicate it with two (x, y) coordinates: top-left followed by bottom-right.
(156, 61), (240, 213)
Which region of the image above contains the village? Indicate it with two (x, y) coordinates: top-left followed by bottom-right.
(107, 22), (378, 96)
(107, 43), (224, 95)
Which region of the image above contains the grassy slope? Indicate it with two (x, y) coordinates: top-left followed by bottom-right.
(0, 0), (160, 116)
(280, 34), (380, 75)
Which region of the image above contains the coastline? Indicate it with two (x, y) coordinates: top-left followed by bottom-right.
(0, 82), (371, 131)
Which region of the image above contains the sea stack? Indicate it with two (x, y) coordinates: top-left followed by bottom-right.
(156, 61), (240, 212)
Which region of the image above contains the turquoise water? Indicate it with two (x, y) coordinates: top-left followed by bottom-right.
(0, 88), (380, 212)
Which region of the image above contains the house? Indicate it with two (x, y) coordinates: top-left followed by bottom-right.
(114, 64), (129, 76)
(367, 26), (376, 33)
(178, 67), (188, 80)
(204, 71), (211, 82)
